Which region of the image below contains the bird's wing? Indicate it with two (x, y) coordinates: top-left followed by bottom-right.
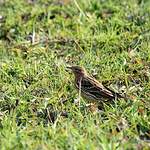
(103, 85), (124, 98)
(80, 76), (116, 100)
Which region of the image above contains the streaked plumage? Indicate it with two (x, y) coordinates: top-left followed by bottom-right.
(67, 66), (124, 103)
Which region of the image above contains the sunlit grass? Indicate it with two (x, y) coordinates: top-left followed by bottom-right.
(0, 0), (150, 149)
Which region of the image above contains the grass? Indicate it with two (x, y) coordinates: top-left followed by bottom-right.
(0, 0), (150, 149)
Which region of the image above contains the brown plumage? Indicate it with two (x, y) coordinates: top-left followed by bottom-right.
(67, 66), (124, 103)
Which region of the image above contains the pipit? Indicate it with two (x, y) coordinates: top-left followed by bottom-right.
(67, 66), (124, 105)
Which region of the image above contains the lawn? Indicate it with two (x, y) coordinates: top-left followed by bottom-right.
(0, 0), (150, 149)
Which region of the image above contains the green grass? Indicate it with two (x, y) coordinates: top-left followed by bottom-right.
(0, 0), (150, 149)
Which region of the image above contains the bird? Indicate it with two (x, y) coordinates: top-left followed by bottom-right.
(67, 66), (124, 104)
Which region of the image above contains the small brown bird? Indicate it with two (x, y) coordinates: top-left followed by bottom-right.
(67, 66), (124, 104)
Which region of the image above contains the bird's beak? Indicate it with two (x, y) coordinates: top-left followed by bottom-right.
(66, 66), (73, 72)
(66, 66), (72, 70)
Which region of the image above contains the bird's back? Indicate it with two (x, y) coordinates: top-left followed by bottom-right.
(75, 75), (123, 102)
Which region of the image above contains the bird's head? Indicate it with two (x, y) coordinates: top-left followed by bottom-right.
(67, 66), (87, 77)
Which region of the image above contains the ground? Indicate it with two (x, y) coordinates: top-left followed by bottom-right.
(0, 0), (150, 149)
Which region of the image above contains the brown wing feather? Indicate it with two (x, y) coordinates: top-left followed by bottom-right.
(103, 85), (124, 98)
(75, 75), (118, 101)
(82, 76), (115, 99)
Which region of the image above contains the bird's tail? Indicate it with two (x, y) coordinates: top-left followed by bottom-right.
(116, 93), (129, 100)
